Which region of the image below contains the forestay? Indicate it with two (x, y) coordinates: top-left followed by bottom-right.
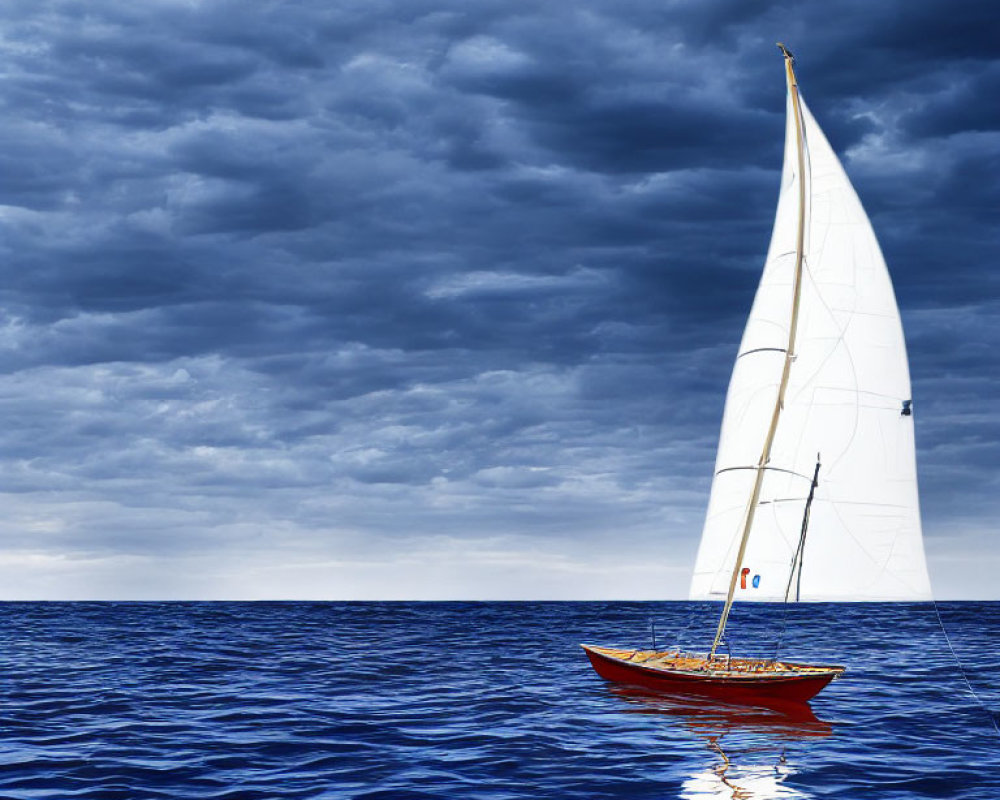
(689, 81), (933, 602)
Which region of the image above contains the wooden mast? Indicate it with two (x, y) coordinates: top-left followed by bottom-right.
(709, 43), (808, 658)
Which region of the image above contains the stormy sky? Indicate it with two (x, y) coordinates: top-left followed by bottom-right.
(0, 0), (996, 599)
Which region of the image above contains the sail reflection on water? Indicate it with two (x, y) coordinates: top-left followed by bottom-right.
(681, 745), (808, 800)
(602, 685), (830, 800)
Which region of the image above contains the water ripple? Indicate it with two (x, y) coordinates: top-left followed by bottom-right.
(0, 601), (997, 798)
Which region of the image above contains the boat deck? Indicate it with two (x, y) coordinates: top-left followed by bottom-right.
(585, 645), (844, 679)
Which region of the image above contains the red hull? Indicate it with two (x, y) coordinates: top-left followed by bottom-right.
(583, 645), (841, 710)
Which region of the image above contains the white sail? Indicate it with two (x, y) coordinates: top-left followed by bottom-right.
(689, 76), (932, 602)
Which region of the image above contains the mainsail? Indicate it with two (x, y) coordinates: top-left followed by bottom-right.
(689, 61), (933, 603)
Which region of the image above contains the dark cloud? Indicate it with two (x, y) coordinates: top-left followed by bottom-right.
(0, 0), (995, 598)
(900, 64), (1000, 139)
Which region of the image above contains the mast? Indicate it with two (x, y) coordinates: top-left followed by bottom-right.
(709, 44), (807, 658)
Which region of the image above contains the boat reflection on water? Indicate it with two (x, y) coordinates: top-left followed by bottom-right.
(603, 685), (832, 799)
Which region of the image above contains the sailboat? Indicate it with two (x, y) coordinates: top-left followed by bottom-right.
(583, 45), (932, 707)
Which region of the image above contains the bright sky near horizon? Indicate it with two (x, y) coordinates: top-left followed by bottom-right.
(0, 0), (997, 600)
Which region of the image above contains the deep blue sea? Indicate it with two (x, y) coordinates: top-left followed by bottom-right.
(1, 601), (997, 799)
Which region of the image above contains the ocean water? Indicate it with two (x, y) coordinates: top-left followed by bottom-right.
(1, 602), (997, 799)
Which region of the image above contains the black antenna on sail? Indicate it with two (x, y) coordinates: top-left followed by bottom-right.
(785, 454), (821, 604)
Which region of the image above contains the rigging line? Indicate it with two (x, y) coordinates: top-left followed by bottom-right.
(780, 132), (867, 464)
(774, 595), (791, 660)
(827, 501), (891, 570)
(715, 465), (814, 482)
(784, 254), (864, 489)
(737, 347), (788, 359)
(817, 499), (909, 509)
(932, 600), (1000, 737)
